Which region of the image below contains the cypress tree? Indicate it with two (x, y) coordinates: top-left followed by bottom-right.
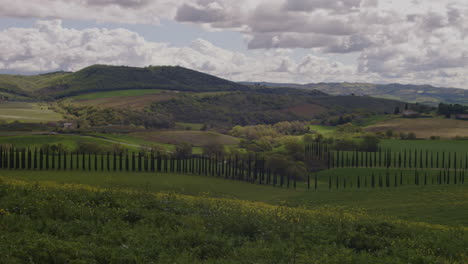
(70, 152), (73, 170)
(442, 152), (445, 169)
(87, 152), (91, 171)
(357, 175), (361, 189)
(82, 152), (86, 171)
(120, 152), (123, 171)
(328, 174), (331, 190)
(403, 150), (407, 168)
(448, 152), (451, 169)
(57, 151), (61, 170)
(315, 174), (318, 191)
(398, 152), (402, 168)
(371, 173), (375, 188)
(408, 150), (412, 168)
(425, 150), (428, 169)
(45, 150), (50, 170)
(63, 151), (67, 170)
(94, 153), (98, 171)
(106, 152), (110, 171)
(113, 152), (117, 171)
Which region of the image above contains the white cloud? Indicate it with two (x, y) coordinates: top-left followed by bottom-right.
(0, 20), (358, 84)
(1, 0), (468, 88)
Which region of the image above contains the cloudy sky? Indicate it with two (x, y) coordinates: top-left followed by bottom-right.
(1, 0), (467, 88)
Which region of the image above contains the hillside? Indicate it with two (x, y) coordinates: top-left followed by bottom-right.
(0, 65), (250, 99)
(242, 82), (468, 105)
(365, 118), (468, 139)
(153, 91), (405, 127)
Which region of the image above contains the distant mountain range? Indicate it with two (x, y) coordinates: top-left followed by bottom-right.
(241, 82), (467, 106)
(1, 64), (465, 106)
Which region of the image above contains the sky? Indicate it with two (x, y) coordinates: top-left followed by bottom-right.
(0, 0), (468, 89)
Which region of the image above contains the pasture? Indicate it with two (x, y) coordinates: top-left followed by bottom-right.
(365, 118), (468, 139)
(0, 102), (62, 123)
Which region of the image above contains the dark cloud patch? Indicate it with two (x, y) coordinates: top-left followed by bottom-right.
(175, 3), (225, 23)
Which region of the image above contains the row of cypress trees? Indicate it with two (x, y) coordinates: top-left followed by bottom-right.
(322, 169), (466, 190)
(333, 149), (468, 169)
(0, 147), (302, 189)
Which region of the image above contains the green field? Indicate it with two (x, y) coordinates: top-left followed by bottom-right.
(381, 139), (468, 153)
(70, 89), (164, 100)
(366, 118), (468, 139)
(0, 134), (139, 151)
(2, 169), (466, 226)
(92, 133), (203, 154)
(1, 173), (466, 263)
(0, 102), (62, 123)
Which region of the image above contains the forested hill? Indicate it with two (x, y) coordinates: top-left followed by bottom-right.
(241, 82), (468, 106)
(0, 65), (251, 99)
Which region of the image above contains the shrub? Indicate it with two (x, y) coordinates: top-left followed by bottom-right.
(202, 142), (225, 156)
(174, 142), (193, 159)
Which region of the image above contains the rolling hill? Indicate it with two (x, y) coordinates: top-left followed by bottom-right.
(0, 65), (250, 99)
(242, 82), (468, 105)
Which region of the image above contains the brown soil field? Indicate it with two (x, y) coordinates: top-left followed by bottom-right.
(365, 118), (468, 139)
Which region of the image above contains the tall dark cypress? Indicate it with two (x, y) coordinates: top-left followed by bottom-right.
(314, 174), (318, 191)
(57, 151), (61, 170)
(442, 152), (445, 169)
(95, 153), (98, 171)
(107, 152), (110, 171)
(425, 150), (428, 169)
(113, 152), (117, 172)
(76, 152), (79, 170)
(87, 152), (91, 171)
(120, 152), (123, 171)
(357, 175), (361, 189)
(63, 151), (67, 170)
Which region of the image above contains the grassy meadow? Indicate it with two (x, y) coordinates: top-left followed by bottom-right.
(0, 102), (62, 123)
(0, 168), (466, 263)
(380, 139), (468, 153)
(365, 118), (468, 139)
(2, 175), (466, 263)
